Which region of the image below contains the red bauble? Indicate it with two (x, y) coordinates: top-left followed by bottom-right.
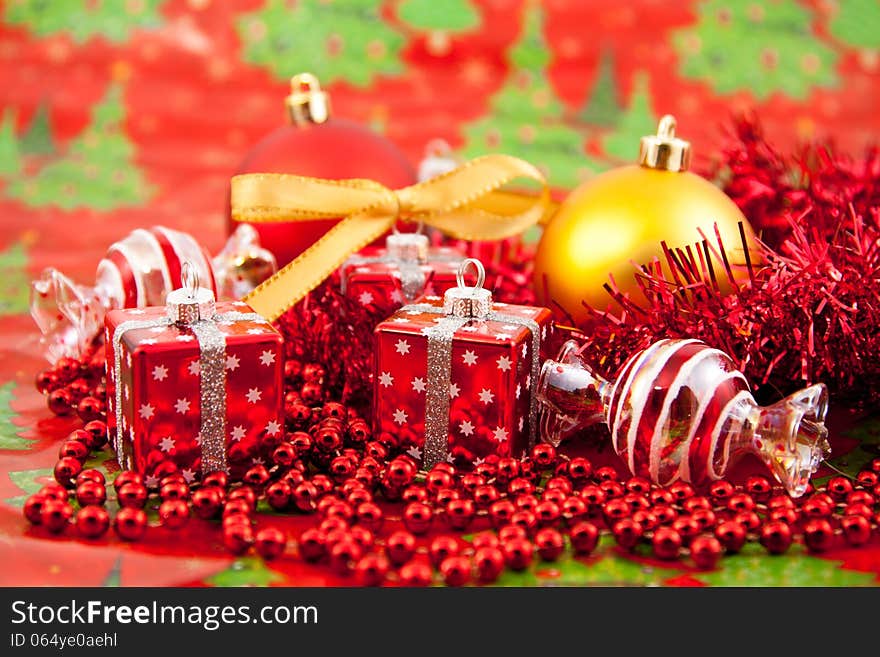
(385, 530), (416, 566)
(224, 523), (255, 555)
(255, 527), (287, 560)
(75, 481), (107, 507)
(298, 528), (327, 562)
(398, 561), (433, 587)
(23, 494), (47, 525)
(502, 537), (534, 571)
(117, 482), (147, 509)
(40, 499), (72, 533)
(652, 527), (682, 560)
(569, 521), (600, 555)
(690, 535), (723, 570)
(714, 521), (746, 553)
(841, 515), (872, 546)
(759, 521), (792, 555)
(355, 554), (389, 587)
(802, 518), (834, 553)
(473, 547), (505, 584)
(440, 556), (472, 587)
(229, 74), (415, 267)
(159, 500), (190, 530)
(535, 528), (565, 561)
(428, 536), (460, 568)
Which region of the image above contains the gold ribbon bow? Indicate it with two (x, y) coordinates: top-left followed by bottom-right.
(231, 154), (551, 321)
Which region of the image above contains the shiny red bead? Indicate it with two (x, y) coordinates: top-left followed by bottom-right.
(385, 530), (417, 566)
(569, 521), (600, 555)
(191, 488), (223, 520)
(398, 561), (433, 587)
(243, 465), (270, 488)
(386, 459), (416, 487)
(348, 526), (374, 551)
(599, 480), (624, 499)
(535, 500), (561, 526)
(354, 502), (383, 533)
(652, 527), (682, 560)
(39, 483), (69, 502)
(82, 421), (109, 450)
(535, 527), (565, 561)
(35, 369), (59, 393)
(744, 476), (773, 502)
(714, 520), (746, 553)
(329, 539), (363, 576)
(856, 471), (878, 488)
(530, 443), (557, 469)
(801, 496), (833, 518)
(114, 507), (147, 542)
(75, 481), (106, 507)
(652, 504), (678, 526)
(803, 518), (834, 553)
(840, 515), (872, 546)
(690, 535), (723, 570)
(444, 499), (475, 531)
(847, 490), (874, 507)
(23, 494), (47, 525)
(843, 503), (873, 519)
(439, 556), (471, 587)
(429, 535), (460, 568)
(759, 521), (792, 555)
(507, 477), (535, 497)
(826, 476), (854, 501)
(76, 396), (105, 423)
(403, 502), (433, 535)
(255, 527), (286, 560)
(683, 496), (712, 513)
(632, 510), (658, 531)
(473, 485), (500, 508)
(496, 458), (520, 483)
(53, 457), (83, 487)
(612, 518), (644, 550)
(502, 537), (534, 571)
(691, 509), (716, 531)
(708, 481), (735, 504)
(75, 468), (105, 487)
(580, 485), (606, 509)
(669, 482), (695, 501)
(489, 499), (516, 529)
(223, 522), (255, 555)
(401, 485), (428, 504)
(76, 506), (110, 539)
(514, 494), (539, 513)
(767, 495), (795, 511)
(496, 525), (526, 544)
(297, 528), (327, 562)
(40, 499), (72, 533)
(158, 500), (190, 530)
(727, 493), (755, 513)
(594, 465), (618, 482)
(434, 487), (460, 506)
(561, 496), (588, 523)
(567, 457), (592, 482)
(355, 554), (389, 587)
(602, 498), (631, 523)
(292, 482), (318, 513)
(734, 511), (761, 531)
(263, 481), (290, 511)
(672, 515), (701, 544)
(55, 357), (82, 382)
(58, 440), (89, 462)
(769, 508), (799, 526)
(113, 471), (143, 494)
(47, 388), (73, 415)
(471, 531), (500, 551)
(473, 547), (505, 584)
(117, 482), (147, 509)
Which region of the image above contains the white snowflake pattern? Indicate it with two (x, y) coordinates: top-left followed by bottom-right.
(149, 326), (166, 334)
(390, 290), (404, 304)
(252, 457), (265, 466)
(393, 408), (408, 425)
(259, 350), (276, 366)
(139, 403), (155, 420)
(176, 334), (195, 342)
(521, 343), (528, 358)
(391, 317), (409, 323)
(265, 420), (282, 436)
(460, 326), (478, 332)
(473, 457), (485, 467)
(515, 383), (522, 399)
(405, 309), (422, 316)
(542, 326), (548, 339)
(140, 338), (158, 346)
(478, 388), (495, 405)
(526, 374), (531, 388)
(494, 333), (512, 341)
(144, 474), (160, 489)
(174, 398), (191, 414)
(395, 339), (411, 355)
(518, 417), (525, 432)
(411, 377), (426, 393)
(187, 360), (200, 376)
(245, 387), (262, 404)
(449, 382), (460, 398)
(358, 291), (374, 306)
(231, 425), (247, 442)
(128, 309), (146, 315)
(420, 327), (433, 336)
(246, 328), (264, 335)
(445, 453), (455, 464)
(406, 446), (422, 460)
(459, 420), (475, 436)
(379, 372), (394, 387)
(152, 364), (168, 381)
(181, 468), (196, 484)
(233, 301), (248, 307)
(194, 433), (202, 446)
(426, 296), (440, 301)
(462, 350), (478, 366)
(159, 436), (175, 452)
(501, 324), (519, 331)
(496, 355), (512, 371)
(226, 354), (241, 371)
(493, 426), (509, 443)
(124, 384), (130, 401)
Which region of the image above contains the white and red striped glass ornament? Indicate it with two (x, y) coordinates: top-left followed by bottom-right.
(537, 339), (830, 497)
(30, 225), (275, 363)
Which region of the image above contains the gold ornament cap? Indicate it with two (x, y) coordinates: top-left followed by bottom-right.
(166, 263), (216, 324)
(444, 258), (492, 318)
(286, 73), (331, 125)
(639, 115), (691, 172)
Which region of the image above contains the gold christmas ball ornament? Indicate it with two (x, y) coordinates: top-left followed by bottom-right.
(534, 115), (756, 325)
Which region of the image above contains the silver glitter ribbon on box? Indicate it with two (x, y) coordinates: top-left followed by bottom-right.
(341, 232), (462, 302)
(402, 259), (542, 469)
(111, 267), (265, 474)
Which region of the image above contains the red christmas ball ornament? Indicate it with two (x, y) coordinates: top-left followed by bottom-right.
(840, 515), (872, 547)
(23, 494), (47, 525)
(75, 481), (107, 507)
(58, 440), (89, 462)
(82, 421), (108, 450)
(652, 527), (682, 560)
(53, 457), (83, 487)
(714, 520), (746, 554)
(191, 488), (223, 520)
(297, 528), (327, 562)
(355, 502), (384, 533)
(223, 522), (255, 555)
(502, 537), (534, 571)
(159, 500), (190, 530)
(47, 388), (73, 415)
(329, 538), (363, 576)
(473, 547), (506, 584)
(472, 531), (500, 551)
(117, 482), (147, 509)
(75, 506), (110, 539)
(612, 518), (644, 550)
(535, 528), (565, 561)
(802, 518), (834, 553)
(76, 468), (105, 487)
(229, 73), (416, 267)
(114, 508), (147, 541)
(402, 502), (433, 535)
(113, 471), (144, 494)
(428, 535), (460, 568)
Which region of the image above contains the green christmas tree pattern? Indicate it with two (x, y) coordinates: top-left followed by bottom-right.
(674, 0), (838, 100)
(578, 49), (623, 129)
(237, 0), (406, 87)
(207, 557), (285, 587)
(602, 72), (657, 162)
(0, 242), (30, 316)
(0, 382), (30, 451)
(398, 0), (480, 32)
(20, 102), (55, 157)
(4, 0), (164, 43)
(461, 3), (594, 189)
(6, 84), (153, 211)
(0, 108), (22, 177)
(828, 0), (880, 50)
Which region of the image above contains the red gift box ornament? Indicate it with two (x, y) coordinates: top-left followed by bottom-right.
(374, 258), (553, 469)
(106, 264), (283, 483)
(536, 339), (830, 497)
(340, 229), (465, 306)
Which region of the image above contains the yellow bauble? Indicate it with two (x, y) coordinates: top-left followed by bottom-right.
(534, 116), (756, 325)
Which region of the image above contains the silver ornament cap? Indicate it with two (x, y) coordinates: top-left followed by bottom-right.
(444, 258), (491, 318)
(386, 231), (429, 263)
(166, 262), (216, 324)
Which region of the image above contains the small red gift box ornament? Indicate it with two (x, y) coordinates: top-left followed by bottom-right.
(374, 258), (553, 468)
(340, 231), (464, 307)
(104, 265), (283, 486)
